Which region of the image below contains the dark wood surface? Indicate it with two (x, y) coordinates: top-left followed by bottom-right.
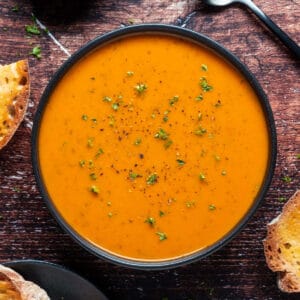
(0, 0), (299, 299)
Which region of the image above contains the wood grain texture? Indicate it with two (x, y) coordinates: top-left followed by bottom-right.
(0, 0), (299, 299)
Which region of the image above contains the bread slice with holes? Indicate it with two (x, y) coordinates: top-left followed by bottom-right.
(0, 59), (30, 150)
(0, 264), (49, 299)
(263, 190), (300, 293)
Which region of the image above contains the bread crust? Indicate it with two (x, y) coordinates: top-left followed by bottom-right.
(0, 265), (49, 300)
(0, 59), (30, 149)
(263, 190), (300, 293)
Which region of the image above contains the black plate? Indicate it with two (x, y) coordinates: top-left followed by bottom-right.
(4, 260), (108, 300)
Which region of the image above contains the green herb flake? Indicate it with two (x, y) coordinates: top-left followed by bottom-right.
(194, 126), (207, 136)
(126, 71), (134, 76)
(164, 139), (173, 149)
(195, 94), (203, 101)
(95, 148), (104, 158)
(278, 197), (287, 203)
(12, 5), (19, 12)
(30, 46), (41, 59)
(282, 176), (292, 183)
(134, 138), (142, 146)
(107, 201), (112, 206)
(146, 173), (158, 185)
(145, 217), (156, 226)
(88, 160), (94, 169)
(163, 111), (170, 122)
(156, 232), (167, 241)
(129, 172), (142, 180)
(209, 204), (216, 211)
(186, 201), (195, 208)
(176, 159), (185, 166)
(159, 211), (165, 217)
(169, 95), (179, 106)
(108, 212), (113, 218)
(87, 137), (94, 148)
(199, 173), (206, 181)
(297, 154), (300, 159)
(108, 115), (115, 127)
(90, 185), (99, 194)
(154, 128), (169, 140)
(200, 77), (213, 92)
(112, 102), (119, 111)
(221, 170), (227, 176)
(25, 24), (40, 35)
(103, 96), (112, 102)
(82, 114), (88, 121)
(201, 64), (208, 71)
(135, 83), (147, 94)
(89, 173), (97, 180)
(79, 160), (85, 167)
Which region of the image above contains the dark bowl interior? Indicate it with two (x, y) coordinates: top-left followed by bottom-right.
(32, 24), (277, 270)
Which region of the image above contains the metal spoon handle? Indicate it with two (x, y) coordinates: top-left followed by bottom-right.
(242, 0), (300, 59)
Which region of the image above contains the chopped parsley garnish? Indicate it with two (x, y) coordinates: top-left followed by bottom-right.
(88, 160), (94, 169)
(200, 77), (213, 92)
(169, 95), (179, 106)
(134, 138), (142, 146)
(30, 46), (41, 59)
(297, 154), (300, 159)
(25, 24), (40, 35)
(199, 173), (206, 181)
(209, 204), (216, 211)
(221, 170), (227, 176)
(176, 159), (185, 166)
(282, 176), (292, 183)
(126, 71), (134, 76)
(214, 155), (221, 161)
(108, 115), (115, 127)
(135, 83), (147, 94)
(146, 173), (158, 185)
(89, 173), (97, 180)
(195, 94), (203, 101)
(82, 114), (88, 121)
(145, 217), (156, 226)
(87, 137), (94, 148)
(159, 211), (165, 217)
(156, 232), (167, 241)
(164, 139), (173, 149)
(95, 148), (104, 158)
(111, 102), (119, 111)
(198, 113), (203, 120)
(79, 160), (85, 167)
(90, 185), (99, 194)
(154, 128), (169, 140)
(129, 172), (142, 180)
(12, 5), (19, 12)
(103, 96), (112, 102)
(108, 212), (113, 218)
(186, 201), (196, 208)
(194, 126), (207, 136)
(201, 64), (208, 71)
(163, 110), (170, 122)
(278, 197), (287, 203)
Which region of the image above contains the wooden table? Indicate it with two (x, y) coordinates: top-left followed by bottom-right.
(0, 0), (299, 299)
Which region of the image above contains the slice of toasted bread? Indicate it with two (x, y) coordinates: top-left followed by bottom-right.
(263, 190), (300, 293)
(0, 59), (30, 150)
(0, 265), (49, 300)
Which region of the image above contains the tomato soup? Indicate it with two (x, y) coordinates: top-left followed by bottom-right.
(38, 34), (269, 261)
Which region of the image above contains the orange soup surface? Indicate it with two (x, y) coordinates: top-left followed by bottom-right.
(39, 35), (269, 261)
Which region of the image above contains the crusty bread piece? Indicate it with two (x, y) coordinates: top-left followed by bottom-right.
(0, 59), (30, 149)
(0, 265), (49, 300)
(263, 190), (300, 293)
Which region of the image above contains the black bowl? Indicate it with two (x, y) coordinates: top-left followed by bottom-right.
(32, 24), (277, 270)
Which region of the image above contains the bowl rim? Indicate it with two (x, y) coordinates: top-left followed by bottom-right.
(31, 24), (277, 270)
